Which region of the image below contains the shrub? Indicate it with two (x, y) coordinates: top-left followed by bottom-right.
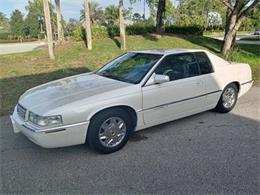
(71, 25), (109, 41)
(71, 26), (84, 41)
(126, 24), (156, 35)
(165, 25), (204, 35)
(71, 24), (204, 41)
(107, 25), (120, 37)
(0, 32), (11, 40)
(91, 25), (109, 39)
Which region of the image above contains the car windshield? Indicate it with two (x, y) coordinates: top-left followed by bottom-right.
(96, 52), (163, 84)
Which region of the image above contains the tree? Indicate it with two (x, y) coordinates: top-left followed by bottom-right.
(208, 12), (222, 31)
(132, 13), (143, 23)
(80, 2), (104, 24)
(25, 0), (56, 38)
(156, 0), (166, 33)
(104, 5), (119, 25)
(165, 0), (174, 25)
(64, 18), (80, 36)
(119, 0), (126, 50)
(10, 10), (24, 36)
(83, 0), (92, 50)
(0, 12), (10, 32)
(55, 0), (64, 43)
(220, 0), (259, 56)
(175, 0), (225, 29)
(147, 0), (158, 20)
(43, 0), (55, 59)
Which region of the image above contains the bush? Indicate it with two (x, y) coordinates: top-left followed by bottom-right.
(126, 24), (156, 35)
(71, 26), (84, 41)
(91, 25), (109, 39)
(107, 25), (120, 37)
(71, 25), (109, 41)
(0, 32), (11, 40)
(71, 24), (204, 41)
(165, 25), (204, 35)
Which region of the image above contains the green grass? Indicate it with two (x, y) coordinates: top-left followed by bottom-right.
(0, 35), (259, 116)
(239, 36), (260, 41)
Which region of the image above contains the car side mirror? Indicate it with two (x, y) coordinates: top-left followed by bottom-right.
(154, 74), (170, 84)
(146, 73), (170, 86)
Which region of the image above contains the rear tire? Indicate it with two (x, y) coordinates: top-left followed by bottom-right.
(87, 108), (133, 154)
(215, 83), (238, 113)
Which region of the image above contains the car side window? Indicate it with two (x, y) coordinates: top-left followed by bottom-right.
(155, 53), (199, 81)
(194, 52), (213, 74)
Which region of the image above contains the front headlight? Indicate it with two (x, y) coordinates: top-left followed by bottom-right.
(29, 112), (62, 127)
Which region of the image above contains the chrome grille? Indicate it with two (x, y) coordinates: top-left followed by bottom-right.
(17, 104), (26, 120)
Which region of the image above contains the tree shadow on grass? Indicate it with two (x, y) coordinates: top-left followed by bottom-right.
(175, 35), (222, 54)
(141, 33), (159, 42)
(110, 36), (121, 48)
(234, 44), (260, 56)
(0, 67), (91, 116)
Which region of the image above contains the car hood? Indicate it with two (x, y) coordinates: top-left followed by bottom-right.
(19, 73), (132, 114)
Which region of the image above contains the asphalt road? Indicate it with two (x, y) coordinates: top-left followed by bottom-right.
(0, 87), (259, 194)
(0, 42), (47, 55)
(206, 34), (260, 45)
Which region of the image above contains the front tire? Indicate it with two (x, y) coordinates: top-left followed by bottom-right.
(87, 108), (133, 154)
(215, 83), (238, 113)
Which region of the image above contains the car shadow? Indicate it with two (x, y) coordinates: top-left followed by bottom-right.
(1, 109), (259, 194)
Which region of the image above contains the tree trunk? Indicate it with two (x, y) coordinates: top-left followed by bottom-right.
(84, 0), (92, 50)
(119, 0), (126, 50)
(222, 30), (235, 56)
(221, 0), (259, 57)
(55, 0), (64, 44)
(231, 31), (237, 48)
(43, 0), (55, 60)
(222, 13), (243, 56)
(156, 0), (165, 33)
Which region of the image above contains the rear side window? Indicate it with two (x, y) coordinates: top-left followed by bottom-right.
(194, 52), (213, 74)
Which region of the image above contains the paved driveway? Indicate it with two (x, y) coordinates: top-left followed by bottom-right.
(0, 87), (259, 194)
(206, 34), (260, 45)
(0, 42), (47, 55)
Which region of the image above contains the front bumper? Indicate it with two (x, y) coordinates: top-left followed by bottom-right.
(10, 110), (89, 148)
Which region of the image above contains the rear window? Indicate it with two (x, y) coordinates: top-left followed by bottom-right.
(194, 52), (213, 74)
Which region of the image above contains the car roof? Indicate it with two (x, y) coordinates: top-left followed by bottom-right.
(130, 48), (207, 55)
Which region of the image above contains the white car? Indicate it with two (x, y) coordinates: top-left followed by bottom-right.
(10, 49), (253, 153)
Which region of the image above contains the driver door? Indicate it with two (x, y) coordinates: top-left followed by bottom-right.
(142, 53), (206, 125)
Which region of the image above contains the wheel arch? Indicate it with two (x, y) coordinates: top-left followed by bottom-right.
(224, 81), (240, 93)
(87, 105), (138, 129)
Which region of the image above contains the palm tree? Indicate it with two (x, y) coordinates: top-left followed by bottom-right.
(43, 0), (55, 59)
(104, 5), (119, 25)
(119, 0), (126, 50)
(83, 0), (92, 50)
(55, 0), (64, 43)
(80, 2), (104, 24)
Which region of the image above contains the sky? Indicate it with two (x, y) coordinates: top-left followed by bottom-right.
(0, 0), (177, 21)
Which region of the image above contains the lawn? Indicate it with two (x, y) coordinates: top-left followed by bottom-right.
(0, 35), (259, 116)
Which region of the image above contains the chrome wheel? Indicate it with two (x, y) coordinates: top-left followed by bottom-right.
(98, 117), (127, 148)
(222, 87), (236, 108)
